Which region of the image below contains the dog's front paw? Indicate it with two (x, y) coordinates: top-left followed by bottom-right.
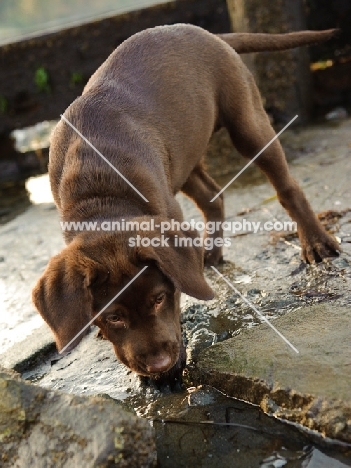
(204, 248), (224, 267)
(300, 230), (340, 263)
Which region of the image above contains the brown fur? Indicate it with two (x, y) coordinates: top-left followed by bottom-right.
(32, 24), (339, 378)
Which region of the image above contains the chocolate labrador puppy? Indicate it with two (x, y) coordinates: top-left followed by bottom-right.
(32, 24), (339, 383)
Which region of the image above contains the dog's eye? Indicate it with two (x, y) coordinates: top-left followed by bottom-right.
(106, 314), (125, 328)
(154, 293), (165, 305)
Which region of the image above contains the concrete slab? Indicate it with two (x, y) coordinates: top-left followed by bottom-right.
(194, 304), (351, 443)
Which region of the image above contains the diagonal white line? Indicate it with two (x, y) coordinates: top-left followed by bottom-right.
(59, 265), (148, 354)
(211, 266), (299, 354)
(60, 114), (149, 202)
(211, 115), (298, 202)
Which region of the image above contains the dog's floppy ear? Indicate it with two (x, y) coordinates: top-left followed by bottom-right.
(32, 244), (105, 353)
(137, 230), (214, 300)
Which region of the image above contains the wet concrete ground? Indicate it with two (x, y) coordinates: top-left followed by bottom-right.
(1, 119), (351, 466)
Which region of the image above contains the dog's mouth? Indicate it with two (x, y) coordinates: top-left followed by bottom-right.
(127, 342), (184, 379)
(113, 340), (186, 381)
(135, 354), (178, 378)
(139, 343), (187, 382)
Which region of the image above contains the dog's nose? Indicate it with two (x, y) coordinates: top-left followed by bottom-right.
(146, 353), (172, 373)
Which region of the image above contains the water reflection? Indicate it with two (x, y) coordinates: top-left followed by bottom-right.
(132, 386), (351, 468)
(0, 0), (170, 44)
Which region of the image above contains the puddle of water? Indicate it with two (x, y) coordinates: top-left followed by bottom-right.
(129, 385), (351, 468)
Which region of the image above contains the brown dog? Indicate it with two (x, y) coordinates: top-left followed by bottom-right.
(32, 24), (339, 382)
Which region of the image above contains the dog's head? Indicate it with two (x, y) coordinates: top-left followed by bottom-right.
(32, 225), (214, 377)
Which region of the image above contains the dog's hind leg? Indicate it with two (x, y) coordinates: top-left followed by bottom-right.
(181, 164), (224, 265)
(219, 61), (339, 263)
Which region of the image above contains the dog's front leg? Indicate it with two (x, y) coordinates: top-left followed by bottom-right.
(262, 158), (340, 262)
(181, 164), (224, 265)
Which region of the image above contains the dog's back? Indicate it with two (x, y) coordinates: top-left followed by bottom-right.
(50, 25), (232, 215)
(50, 24), (339, 233)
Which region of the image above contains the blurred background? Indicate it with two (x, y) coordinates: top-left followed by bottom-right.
(1, 0), (351, 188)
(0, 0), (168, 43)
(1, 0), (351, 191)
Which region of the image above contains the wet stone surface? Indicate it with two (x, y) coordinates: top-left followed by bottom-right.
(0, 200), (64, 353)
(0, 367), (157, 468)
(1, 119), (351, 465)
(194, 305), (351, 441)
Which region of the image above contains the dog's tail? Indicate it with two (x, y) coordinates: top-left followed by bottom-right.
(217, 29), (339, 54)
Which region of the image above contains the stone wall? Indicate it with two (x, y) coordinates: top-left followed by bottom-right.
(226, 0), (312, 124)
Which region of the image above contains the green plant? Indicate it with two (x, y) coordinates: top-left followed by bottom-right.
(34, 67), (50, 92)
(0, 95), (7, 113)
(70, 72), (84, 86)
